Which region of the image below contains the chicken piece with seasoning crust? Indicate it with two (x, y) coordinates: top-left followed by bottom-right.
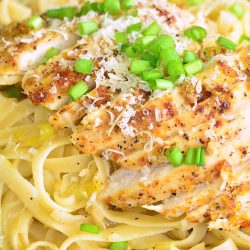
(41, 1), (196, 120)
(71, 47), (250, 169)
(0, 14), (80, 85)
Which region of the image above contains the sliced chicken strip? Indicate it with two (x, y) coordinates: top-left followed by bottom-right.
(186, 181), (250, 230)
(116, 85), (250, 168)
(101, 151), (250, 230)
(49, 85), (114, 128)
(71, 87), (178, 155)
(22, 37), (100, 110)
(46, 1), (197, 121)
(71, 48), (249, 168)
(100, 159), (227, 209)
(0, 16), (80, 85)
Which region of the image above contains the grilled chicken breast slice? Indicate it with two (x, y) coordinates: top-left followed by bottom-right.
(23, 0), (194, 112)
(101, 154), (250, 230)
(71, 48), (250, 169)
(0, 17), (79, 86)
(49, 85), (114, 128)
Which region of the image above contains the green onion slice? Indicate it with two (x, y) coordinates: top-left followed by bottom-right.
(91, 2), (104, 13)
(198, 147), (206, 166)
(195, 147), (201, 166)
(39, 47), (60, 65)
(166, 60), (185, 81)
(127, 22), (142, 33)
(150, 34), (175, 56)
(161, 47), (181, 66)
(121, 0), (134, 10)
(183, 50), (199, 64)
(131, 60), (152, 75)
(75, 59), (94, 74)
(141, 52), (158, 67)
(68, 81), (89, 101)
(217, 36), (237, 51)
(104, 0), (121, 15)
(155, 79), (174, 90)
(79, 223), (101, 234)
(142, 69), (164, 82)
(136, 35), (157, 48)
(229, 3), (245, 19)
(184, 59), (203, 76)
(47, 7), (77, 19)
(4, 86), (23, 99)
(78, 21), (98, 35)
(166, 146), (184, 167)
(80, 2), (92, 15)
(184, 26), (207, 42)
(186, 0), (204, 6)
(121, 44), (129, 52)
(184, 148), (196, 165)
(115, 32), (128, 44)
(143, 21), (161, 36)
(109, 241), (128, 250)
(125, 44), (143, 58)
(26, 15), (43, 29)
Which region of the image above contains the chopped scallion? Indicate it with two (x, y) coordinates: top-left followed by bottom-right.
(104, 0), (121, 15)
(184, 148), (196, 165)
(80, 2), (92, 15)
(127, 22), (142, 33)
(68, 81), (88, 101)
(229, 3), (245, 19)
(141, 52), (158, 67)
(142, 69), (164, 82)
(4, 86), (23, 99)
(131, 60), (151, 75)
(121, 0), (134, 10)
(184, 59), (203, 76)
(184, 26), (207, 42)
(150, 35), (175, 55)
(155, 79), (174, 90)
(136, 35), (157, 48)
(78, 21), (98, 35)
(121, 44), (129, 52)
(166, 60), (185, 81)
(90, 2), (104, 13)
(125, 44), (143, 58)
(217, 36), (237, 51)
(79, 223), (101, 234)
(198, 147), (206, 166)
(47, 7), (77, 19)
(74, 59), (94, 74)
(115, 32), (128, 44)
(143, 21), (161, 36)
(186, 0), (204, 6)
(26, 15), (43, 29)
(183, 50), (199, 64)
(39, 47), (60, 65)
(166, 146), (184, 167)
(109, 241), (128, 250)
(161, 47), (181, 66)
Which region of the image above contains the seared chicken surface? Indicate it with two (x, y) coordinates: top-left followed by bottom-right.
(0, 16), (79, 85)
(2, 0), (250, 232)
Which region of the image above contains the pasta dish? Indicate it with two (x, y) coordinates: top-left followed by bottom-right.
(0, 0), (250, 249)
